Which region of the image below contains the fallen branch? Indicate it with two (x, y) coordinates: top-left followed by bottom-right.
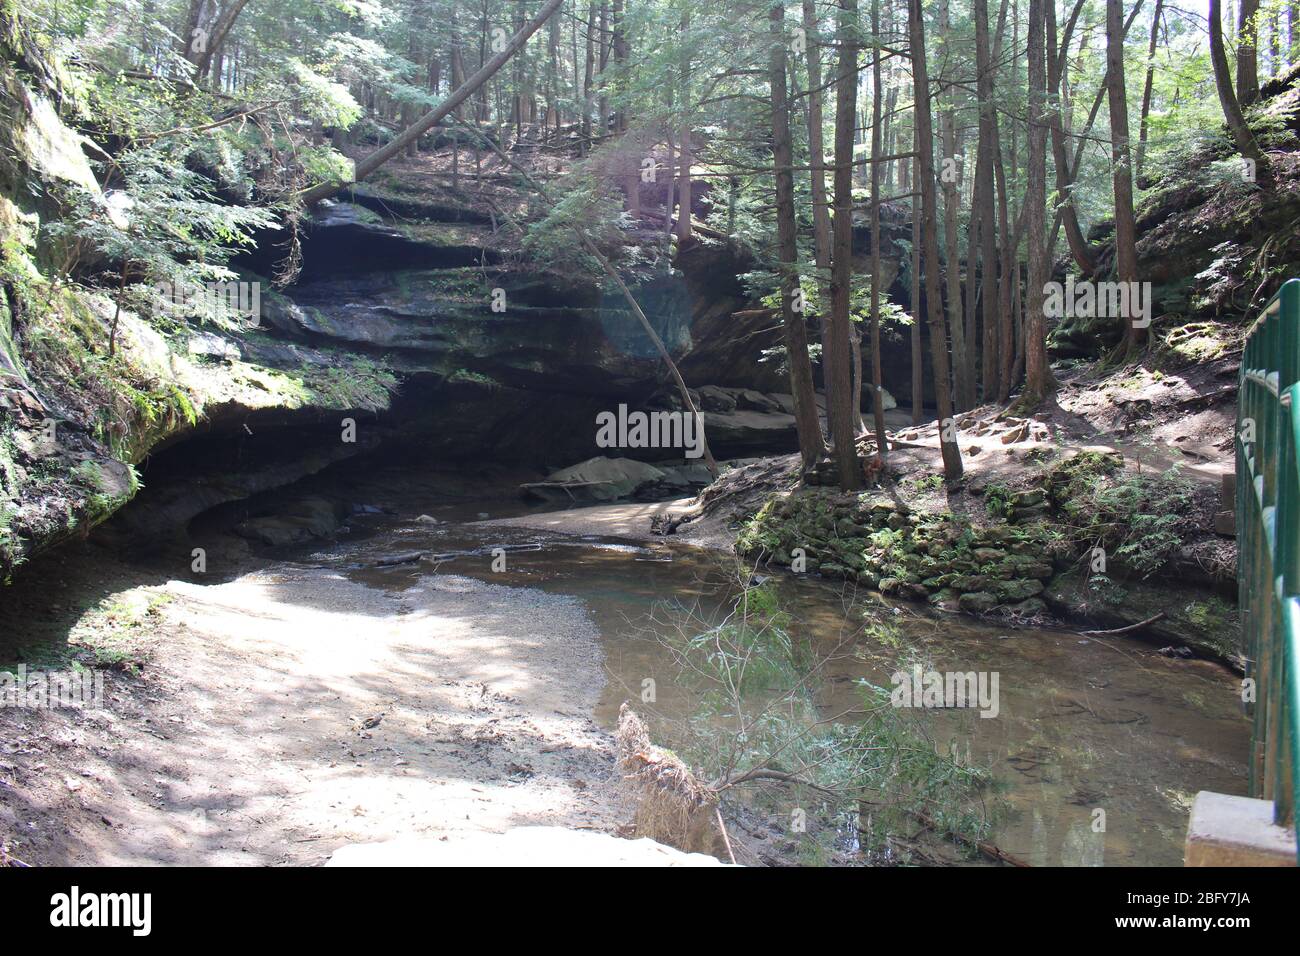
(910, 809), (1032, 867)
(714, 765), (837, 796)
(715, 808), (738, 865)
(369, 551), (427, 567)
(1077, 612), (1165, 637)
(446, 117), (718, 475)
(635, 208), (731, 241)
(138, 100), (289, 143)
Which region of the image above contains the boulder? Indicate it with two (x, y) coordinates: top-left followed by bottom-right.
(520, 456), (667, 503)
(958, 591), (999, 613)
(234, 496), (345, 547)
(993, 578), (1046, 602)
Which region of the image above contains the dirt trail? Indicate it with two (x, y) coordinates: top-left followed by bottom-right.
(1, 562), (625, 865)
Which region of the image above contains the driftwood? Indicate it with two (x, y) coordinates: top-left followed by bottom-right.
(370, 551), (427, 568)
(368, 542), (543, 568)
(649, 512), (690, 536)
(616, 704), (722, 856)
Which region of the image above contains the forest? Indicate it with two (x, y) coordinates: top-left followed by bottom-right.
(0, 0), (1297, 876)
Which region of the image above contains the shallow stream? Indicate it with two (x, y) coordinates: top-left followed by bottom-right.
(315, 498), (1249, 867)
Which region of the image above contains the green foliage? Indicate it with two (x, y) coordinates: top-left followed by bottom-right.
(1049, 453), (1197, 578)
(845, 681), (998, 857)
(749, 267), (909, 330)
(447, 367), (498, 387)
(302, 356), (397, 411)
(673, 582), (802, 703)
(653, 574), (998, 861)
(44, 144), (277, 333)
(522, 169), (638, 278)
(983, 482), (1014, 519)
(287, 58), (363, 129)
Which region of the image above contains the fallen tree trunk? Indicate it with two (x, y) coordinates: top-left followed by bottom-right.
(636, 208), (729, 241)
(451, 116), (718, 475)
(911, 809), (1033, 867)
(299, 0), (565, 206)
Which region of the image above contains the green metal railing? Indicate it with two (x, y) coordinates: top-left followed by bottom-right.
(1237, 277), (1300, 861)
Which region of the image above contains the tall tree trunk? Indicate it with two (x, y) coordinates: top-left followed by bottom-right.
(1290, 3), (1297, 69)
(451, 3), (466, 188)
(179, 0), (209, 68)
(548, 8), (561, 141)
(612, 0), (627, 133)
(995, 132), (1015, 398)
(770, 4), (827, 467)
(676, 9), (692, 242)
(829, 0), (863, 490)
(939, 0), (972, 412)
(992, 0), (1017, 393)
(512, 2), (525, 141)
(962, 163), (981, 404)
(802, 0), (834, 320)
(1136, 0), (1164, 182)
(1106, 0), (1144, 353)
(908, 0), (963, 480)
(405, 27), (422, 158)
(1211, 0), (1269, 175)
(1269, 11), (1281, 76)
(866, 0), (889, 457)
(571, 4), (581, 128)
(190, 0), (250, 80)
(1049, 0), (1146, 256)
(850, 310), (866, 434)
(597, 0), (610, 134)
(883, 83), (898, 189)
(1023, 0), (1054, 403)
(1047, 0), (1094, 273)
(802, 0), (834, 441)
(911, 143), (924, 426)
(973, 0), (1003, 404)
(1238, 0), (1261, 106)
(476, 9), (488, 122)
(582, 1), (596, 150)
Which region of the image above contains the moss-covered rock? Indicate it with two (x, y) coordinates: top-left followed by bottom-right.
(736, 486), (1062, 622)
(993, 578), (1045, 602)
(958, 592), (998, 613)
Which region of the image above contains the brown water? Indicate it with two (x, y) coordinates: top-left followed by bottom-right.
(311, 506), (1248, 867)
